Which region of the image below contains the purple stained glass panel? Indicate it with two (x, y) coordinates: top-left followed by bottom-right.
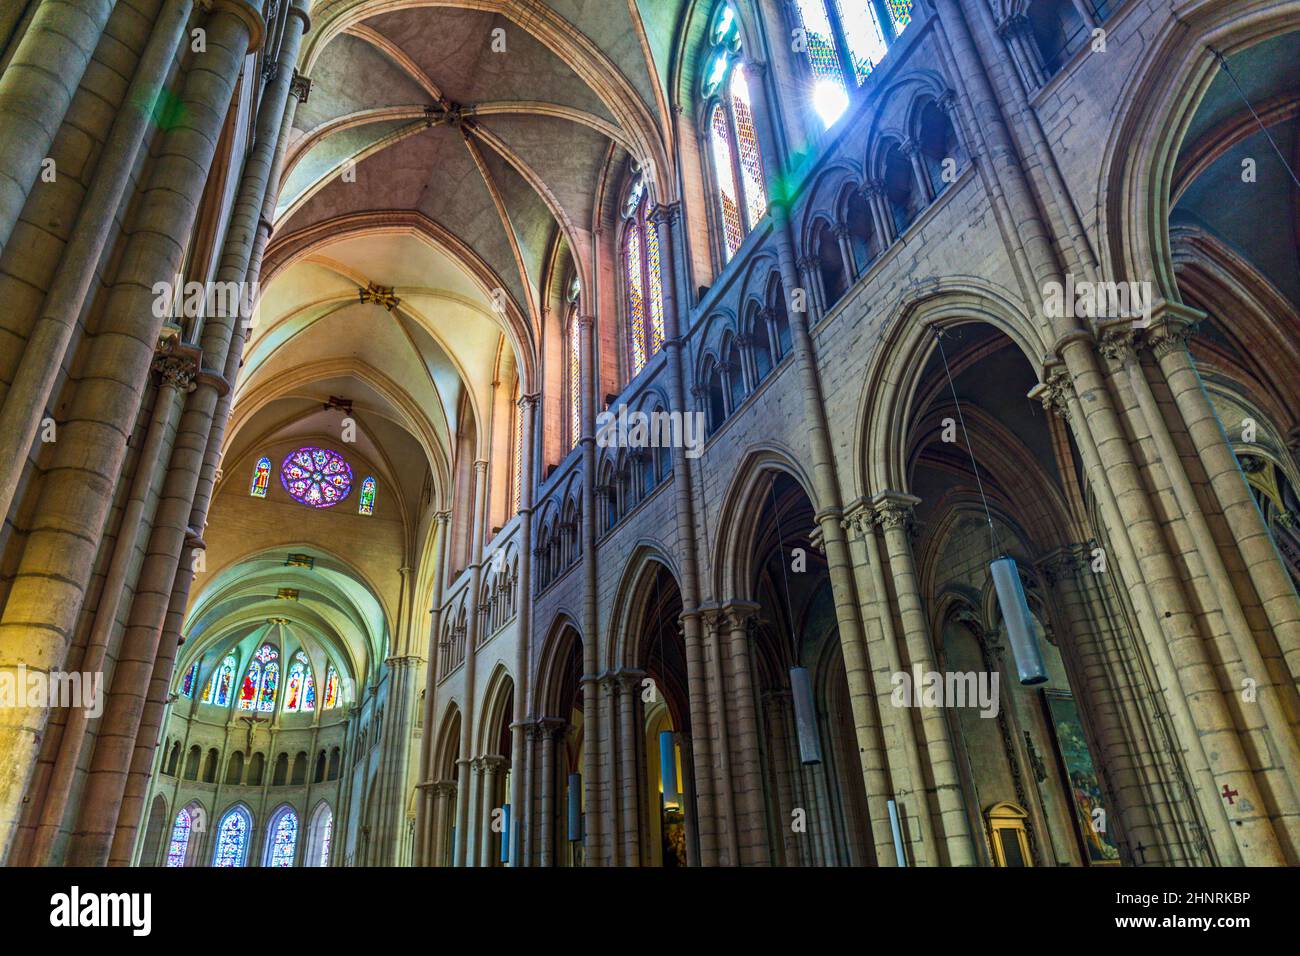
(280, 447), (353, 508)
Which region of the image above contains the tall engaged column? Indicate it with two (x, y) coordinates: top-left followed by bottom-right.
(0, 0), (115, 261)
(0, 0), (263, 860)
(508, 392), (538, 865)
(874, 493), (976, 865)
(649, 201), (717, 864)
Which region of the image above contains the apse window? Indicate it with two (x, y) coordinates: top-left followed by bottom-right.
(359, 475), (376, 515)
(250, 455), (271, 498)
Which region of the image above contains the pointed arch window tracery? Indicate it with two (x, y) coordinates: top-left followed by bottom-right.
(702, 4), (767, 262)
(620, 178), (666, 378)
(789, 1), (912, 127)
(238, 643), (279, 712)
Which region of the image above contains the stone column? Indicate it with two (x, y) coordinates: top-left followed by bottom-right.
(902, 138), (934, 204)
(763, 691), (800, 866)
(697, 608), (739, 865)
(538, 718), (563, 866)
(995, 14), (1046, 90)
(0, 0), (262, 860)
(648, 201), (717, 864)
(508, 392), (538, 864)
(479, 754), (507, 866)
(0, 0), (116, 260)
(842, 502), (929, 865)
(1107, 321), (1300, 809)
(874, 493), (976, 865)
(832, 220), (856, 281)
(431, 780), (456, 867)
(1148, 306), (1300, 682)
(21, 334), (196, 864)
(616, 669), (644, 866)
(721, 601), (769, 865)
(574, 309), (603, 865)
(415, 511), (451, 865)
(0, 0), (192, 522)
(600, 674), (622, 865)
(861, 180), (894, 247)
(454, 460), (490, 866)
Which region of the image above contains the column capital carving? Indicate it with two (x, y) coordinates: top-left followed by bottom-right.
(831, 220), (852, 239)
(872, 491), (921, 530)
(795, 255), (817, 274)
(575, 313), (595, 331)
(517, 391), (540, 411)
(432, 780), (458, 797)
(1097, 323), (1138, 365)
(1140, 300), (1203, 359)
(536, 716), (567, 738)
(860, 179), (887, 200)
(152, 334), (202, 392)
(648, 202), (681, 227)
(1032, 364), (1075, 421)
(615, 668), (647, 692)
(480, 754), (509, 772)
(720, 600), (761, 629)
(289, 69), (312, 102)
(841, 498), (876, 539)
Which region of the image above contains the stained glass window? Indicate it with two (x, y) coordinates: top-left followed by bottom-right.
(790, 2), (909, 127)
(729, 65), (767, 229)
(710, 105), (744, 258)
(793, 0), (848, 125)
(202, 654), (237, 706)
(180, 662), (198, 698)
(621, 179), (666, 377)
(625, 226), (646, 373)
(835, 0), (889, 84)
(885, 0), (912, 34)
(280, 446), (353, 508)
(700, 7), (765, 263)
(213, 806), (251, 867)
(567, 312), (581, 449)
(268, 808), (299, 867)
(321, 815), (334, 865)
(239, 644), (279, 712)
(165, 807), (192, 867)
(284, 652), (314, 712)
(250, 456), (271, 498)
(303, 668), (316, 711)
(358, 476), (376, 516)
(323, 664), (340, 710)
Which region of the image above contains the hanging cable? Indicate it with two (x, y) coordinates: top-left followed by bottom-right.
(1207, 46), (1300, 191)
(932, 327), (1001, 559)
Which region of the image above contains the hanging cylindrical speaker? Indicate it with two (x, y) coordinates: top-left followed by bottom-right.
(659, 730), (680, 809)
(567, 772), (583, 842)
(500, 804), (511, 863)
(887, 799), (908, 867)
(990, 555), (1048, 685)
(789, 666), (823, 765)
